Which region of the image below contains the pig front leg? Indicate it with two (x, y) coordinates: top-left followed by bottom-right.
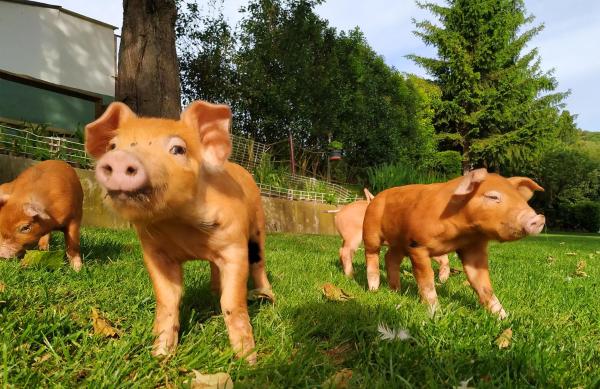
(63, 220), (82, 271)
(457, 242), (507, 319)
(209, 262), (221, 295)
(408, 248), (438, 313)
(38, 233), (50, 251)
(142, 247), (183, 357)
(216, 246), (256, 364)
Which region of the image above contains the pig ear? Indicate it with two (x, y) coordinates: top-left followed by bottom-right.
(508, 177), (544, 201)
(0, 194), (9, 207)
(23, 202), (50, 220)
(453, 168), (488, 196)
(181, 100), (232, 171)
(85, 102), (137, 158)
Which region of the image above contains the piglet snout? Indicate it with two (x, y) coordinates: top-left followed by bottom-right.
(95, 150), (148, 193)
(523, 213), (545, 235)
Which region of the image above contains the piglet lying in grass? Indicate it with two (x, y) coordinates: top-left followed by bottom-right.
(363, 169), (545, 318)
(0, 160), (83, 270)
(85, 100), (273, 363)
(327, 188), (450, 281)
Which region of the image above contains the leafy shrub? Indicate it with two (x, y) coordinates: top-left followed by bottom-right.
(366, 161), (448, 194)
(426, 150), (462, 177)
(567, 201), (600, 232)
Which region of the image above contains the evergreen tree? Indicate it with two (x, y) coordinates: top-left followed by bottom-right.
(408, 0), (571, 173)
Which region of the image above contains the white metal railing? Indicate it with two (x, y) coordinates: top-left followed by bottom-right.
(0, 123), (359, 204)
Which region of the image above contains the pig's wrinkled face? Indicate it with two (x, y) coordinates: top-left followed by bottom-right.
(460, 173), (545, 242)
(85, 101), (232, 222)
(0, 197), (50, 258)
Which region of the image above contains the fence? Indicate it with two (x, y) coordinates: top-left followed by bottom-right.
(0, 123), (360, 204)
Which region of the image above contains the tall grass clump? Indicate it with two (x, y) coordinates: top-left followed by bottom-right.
(366, 160), (451, 194)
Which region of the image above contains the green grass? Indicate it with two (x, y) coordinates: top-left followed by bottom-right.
(1, 229), (599, 388)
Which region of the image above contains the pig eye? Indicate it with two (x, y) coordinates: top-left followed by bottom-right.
(484, 191), (502, 203)
(18, 224), (32, 234)
(169, 145), (186, 155)
(108, 143), (116, 151)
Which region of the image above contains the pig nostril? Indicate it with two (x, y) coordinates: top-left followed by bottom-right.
(101, 164), (113, 176)
(125, 166), (137, 176)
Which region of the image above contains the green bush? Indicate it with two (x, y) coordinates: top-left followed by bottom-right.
(426, 150), (462, 177)
(568, 201), (600, 232)
(366, 161), (448, 194)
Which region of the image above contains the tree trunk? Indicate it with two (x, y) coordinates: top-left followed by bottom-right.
(461, 136), (471, 174)
(117, 0), (181, 119)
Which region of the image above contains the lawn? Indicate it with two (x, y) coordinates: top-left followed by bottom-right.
(0, 228), (599, 388)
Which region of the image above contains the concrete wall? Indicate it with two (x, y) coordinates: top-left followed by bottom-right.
(0, 1), (116, 96)
(0, 155), (339, 235)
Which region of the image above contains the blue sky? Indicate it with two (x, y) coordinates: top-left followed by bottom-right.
(52, 0), (600, 131)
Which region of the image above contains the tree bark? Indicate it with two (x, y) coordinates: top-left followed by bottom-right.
(117, 0), (181, 119)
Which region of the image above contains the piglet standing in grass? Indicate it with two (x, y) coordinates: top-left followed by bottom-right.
(0, 160), (84, 270)
(363, 169), (545, 318)
(85, 100), (273, 363)
(327, 188), (450, 281)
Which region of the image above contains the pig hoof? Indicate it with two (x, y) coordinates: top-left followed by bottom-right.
(152, 341), (175, 358)
(496, 309), (508, 320)
(243, 351), (257, 365)
(367, 273), (380, 291)
(427, 302), (440, 318)
(438, 269), (450, 283)
(69, 255), (83, 272)
(248, 288), (275, 303)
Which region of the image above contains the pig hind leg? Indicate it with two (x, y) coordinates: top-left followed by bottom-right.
(248, 231), (274, 302)
(409, 248), (438, 312)
(38, 233), (50, 251)
(63, 219), (82, 271)
(433, 254), (450, 283)
(339, 232), (361, 278)
(384, 247), (404, 291)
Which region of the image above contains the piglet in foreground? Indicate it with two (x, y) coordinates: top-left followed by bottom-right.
(85, 100), (273, 363)
(363, 169), (545, 318)
(328, 188), (450, 281)
(0, 160), (83, 270)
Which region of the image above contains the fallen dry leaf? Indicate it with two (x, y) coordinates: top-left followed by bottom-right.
(0, 282), (5, 293)
(546, 255), (555, 265)
(322, 342), (354, 365)
(322, 369), (353, 389)
(321, 283), (353, 302)
(247, 287), (275, 303)
(573, 260), (588, 278)
(91, 308), (121, 338)
(565, 252), (577, 256)
(495, 328), (512, 349)
(33, 353), (51, 366)
(189, 370), (233, 389)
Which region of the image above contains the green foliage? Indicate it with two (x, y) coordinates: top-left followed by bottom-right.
(409, 0), (573, 172)
(426, 150), (462, 177)
(328, 140), (343, 150)
(178, 0), (433, 180)
(533, 145), (600, 232)
(366, 161), (448, 194)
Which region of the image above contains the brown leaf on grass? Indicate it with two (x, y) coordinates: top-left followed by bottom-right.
(33, 353), (51, 365)
(323, 342), (354, 365)
(322, 369), (353, 389)
(322, 283), (353, 302)
(573, 260), (588, 278)
(247, 287), (275, 303)
(91, 308), (121, 338)
(0, 282), (5, 293)
(189, 370), (233, 389)
(565, 252), (577, 256)
(495, 328), (512, 349)
(546, 255), (555, 265)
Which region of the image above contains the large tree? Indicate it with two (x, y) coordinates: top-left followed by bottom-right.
(409, 0), (572, 173)
(117, 0), (182, 118)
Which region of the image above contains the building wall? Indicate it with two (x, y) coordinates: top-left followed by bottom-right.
(0, 1), (116, 96)
(0, 155), (340, 235)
